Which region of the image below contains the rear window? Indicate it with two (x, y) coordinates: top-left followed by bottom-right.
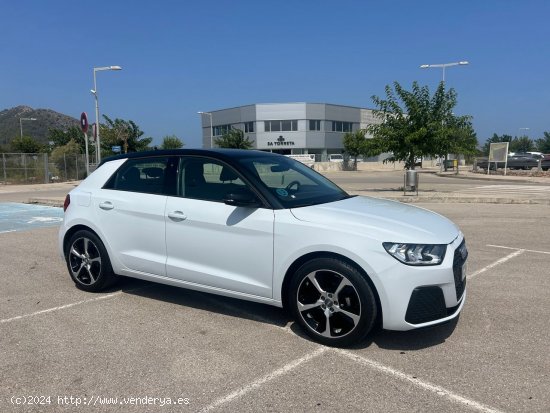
(104, 156), (177, 195)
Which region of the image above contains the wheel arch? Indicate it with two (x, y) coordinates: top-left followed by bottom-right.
(280, 251), (382, 326)
(63, 225), (103, 257)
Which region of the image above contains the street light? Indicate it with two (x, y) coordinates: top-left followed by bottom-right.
(518, 127), (530, 136)
(420, 61), (469, 173)
(92, 65), (122, 163)
(420, 61), (469, 82)
(197, 111), (213, 148)
(19, 117), (37, 139)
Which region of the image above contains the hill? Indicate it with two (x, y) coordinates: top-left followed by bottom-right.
(0, 106), (79, 146)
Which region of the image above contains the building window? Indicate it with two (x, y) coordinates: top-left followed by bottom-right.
(264, 120), (298, 132)
(213, 124), (232, 136)
(244, 122), (254, 133)
(267, 121), (280, 132)
(309, 120), (321, 131)
(331, 121), (353, 132)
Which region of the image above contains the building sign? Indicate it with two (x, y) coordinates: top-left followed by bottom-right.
(267, 136), (295, 147)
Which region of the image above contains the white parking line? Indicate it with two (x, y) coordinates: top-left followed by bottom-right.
(487, 244), (550, 255)
(198, 347), (328, 413)
(469, 249), (526, 280)
(0, 229), (16, 234)
(0, 292), (122, 324)
(336, 350), (505, 413)
(203, 296), (508, 413)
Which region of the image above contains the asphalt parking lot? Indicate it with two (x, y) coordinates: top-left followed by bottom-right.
(1, 202), (549, 412)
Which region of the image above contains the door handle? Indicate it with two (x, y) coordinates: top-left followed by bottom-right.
(99, 201), (114, 210)
(167, 211), (187, 222)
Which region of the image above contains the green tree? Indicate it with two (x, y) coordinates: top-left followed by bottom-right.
(48, 126), (93, 156)
(429, 85), (478, 165)
(509, 136), (535, 153)
(443, 116), (478, 157)
(10, 135), (43, 153)
(536, 131), (550, 153)
(100, 115), (153, 155)
(367, 81), (476, 169)
(160, 135), (184, 149)
(214, 128), (253, 149)
(50, 139), (81, 179)
(343, 130), (367, 169)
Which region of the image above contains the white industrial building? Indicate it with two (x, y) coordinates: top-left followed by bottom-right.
(198, 103), (380, 162)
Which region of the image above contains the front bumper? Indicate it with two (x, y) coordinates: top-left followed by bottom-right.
(380, 235), (467, 331)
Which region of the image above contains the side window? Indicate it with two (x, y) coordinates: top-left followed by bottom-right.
(105, 157), (177, 195)
(180, 157), (247, 202)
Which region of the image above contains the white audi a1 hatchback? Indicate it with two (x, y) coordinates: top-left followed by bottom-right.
(59, 149), (467, 347)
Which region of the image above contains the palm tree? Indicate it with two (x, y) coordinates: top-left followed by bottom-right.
(214, 128), (253, 149)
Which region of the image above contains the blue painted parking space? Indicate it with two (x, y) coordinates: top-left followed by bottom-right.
(0, 203), (64, 233)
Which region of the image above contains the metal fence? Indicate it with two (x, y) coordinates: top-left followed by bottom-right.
(0, 153), (88, 184)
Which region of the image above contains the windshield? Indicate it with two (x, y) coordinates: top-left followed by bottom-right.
(238, 156), (351, 208)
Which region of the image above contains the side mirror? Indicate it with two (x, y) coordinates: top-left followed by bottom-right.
(223, 187), (261, 208)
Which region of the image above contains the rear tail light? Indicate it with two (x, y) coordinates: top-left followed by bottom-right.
(63, 194), (70, 212)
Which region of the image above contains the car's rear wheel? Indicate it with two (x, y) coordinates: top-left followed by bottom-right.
(66, 230), (117, 292)
(289, 258), (377, 347)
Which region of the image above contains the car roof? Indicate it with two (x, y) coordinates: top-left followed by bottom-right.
(99, 149), (282, 167)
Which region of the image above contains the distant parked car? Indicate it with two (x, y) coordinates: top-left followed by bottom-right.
(329, 154), (344, 162)
(477, 154), (540, 170)
(541, 154), (550, 171)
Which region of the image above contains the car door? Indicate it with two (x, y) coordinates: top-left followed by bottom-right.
(165, 156), (274, 298)
(95, 156), (178, 276)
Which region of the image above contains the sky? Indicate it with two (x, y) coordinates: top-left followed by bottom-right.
(1, 0), (549, 147)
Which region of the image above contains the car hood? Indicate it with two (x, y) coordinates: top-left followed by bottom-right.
(290, 196), (460, 244)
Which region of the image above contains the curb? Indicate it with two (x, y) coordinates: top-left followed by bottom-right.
(28, 198), (64, 208)
(387, 197), (550, 205)
(435, 172), (549, 183)
(348, 192), (550, 205)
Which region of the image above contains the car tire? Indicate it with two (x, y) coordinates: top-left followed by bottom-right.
(289, 257), (377, 347)
(65, 230), (117, 292)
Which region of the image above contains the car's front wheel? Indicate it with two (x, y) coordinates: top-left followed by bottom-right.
(65, 230), (117, 292)
(289, 258), (377, 347)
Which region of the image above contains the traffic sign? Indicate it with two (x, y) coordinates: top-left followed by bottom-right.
(80, 112), (89, 133)
(112, 146), (121, 153)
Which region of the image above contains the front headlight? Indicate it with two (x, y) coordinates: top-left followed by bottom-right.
(382, 242), (446, 266)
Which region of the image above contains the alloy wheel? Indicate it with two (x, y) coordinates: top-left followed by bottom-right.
(296, 270), (361, 338)
(69, 237), (102, 286)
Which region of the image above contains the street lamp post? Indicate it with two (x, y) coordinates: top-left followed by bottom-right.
(197, 111), (213, 148)
(420, 61), (469, 172)
(420, 61), (469, 82)
(518, 127), (530, 137)
(19, 117), (37, 139)
(91, 65), (122, 163)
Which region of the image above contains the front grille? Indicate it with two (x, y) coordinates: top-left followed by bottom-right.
(453, 239), (468, 300)
(405, 286), (447, 324)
